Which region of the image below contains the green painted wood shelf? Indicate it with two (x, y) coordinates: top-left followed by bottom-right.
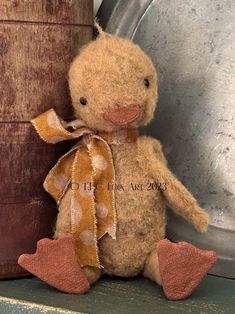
(0, 275), (234, 313)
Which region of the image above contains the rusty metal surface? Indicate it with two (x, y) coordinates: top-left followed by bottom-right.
(98, 0), (235, 278)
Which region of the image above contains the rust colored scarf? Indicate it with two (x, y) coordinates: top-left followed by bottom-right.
(31, 109), (138, 268)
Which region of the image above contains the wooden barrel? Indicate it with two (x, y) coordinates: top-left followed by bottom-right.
(0, 0), (93, 279)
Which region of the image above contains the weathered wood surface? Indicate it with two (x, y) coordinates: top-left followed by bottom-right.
(0, 25), (91, 121)
(0, 123), (70, 203)
(0, 275), (234, 313)
(0, 0), (93, 278)
(0, 200), (57, 279)
(0, 0), (93, 25)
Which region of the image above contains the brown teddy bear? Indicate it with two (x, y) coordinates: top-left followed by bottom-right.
(19, 24), (216, 300)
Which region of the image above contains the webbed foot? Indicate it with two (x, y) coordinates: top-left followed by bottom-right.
(156, 239), (217, 300)
(18, 234), (90, 294)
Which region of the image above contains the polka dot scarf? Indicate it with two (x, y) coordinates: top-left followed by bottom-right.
(31, 109), (138, 268)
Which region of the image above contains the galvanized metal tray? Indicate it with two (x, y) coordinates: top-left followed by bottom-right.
(98, 0), (235, 278)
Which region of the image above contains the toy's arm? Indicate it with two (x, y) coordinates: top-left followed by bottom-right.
(141, 137), (209, 232)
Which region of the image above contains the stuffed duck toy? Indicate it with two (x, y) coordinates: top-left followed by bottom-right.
(19, 23), (216, 300)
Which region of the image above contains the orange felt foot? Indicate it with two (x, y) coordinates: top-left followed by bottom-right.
(156, 239), (217, 301)
(18, 234), (90, 294)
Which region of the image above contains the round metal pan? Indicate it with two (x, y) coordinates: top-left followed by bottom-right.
(98, 0), (235, 278)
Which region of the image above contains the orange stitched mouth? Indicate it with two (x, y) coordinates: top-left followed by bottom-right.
(103, 105), (141, 126)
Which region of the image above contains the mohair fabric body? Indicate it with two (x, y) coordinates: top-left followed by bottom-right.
(53, 29), (209, 285)
(55, 137), (208, 283)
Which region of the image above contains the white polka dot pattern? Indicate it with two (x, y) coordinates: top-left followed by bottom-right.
(31, 108), (134, 267)
(95, 202), (108, 218)
(71, 197), (83, 225)
(47, 111), (62, 129)
(79, 230), (95, 246)
(53, 174), (68, 191)
(92, 154), (108, 170)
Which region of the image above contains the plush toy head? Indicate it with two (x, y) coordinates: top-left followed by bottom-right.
(69, 24), (157, 132)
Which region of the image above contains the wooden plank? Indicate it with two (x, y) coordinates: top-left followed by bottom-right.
(0, 123), (70, 203)
(0, 297), (77, 314)
(0, 122), (72, 278)
(0, 0), (93, 25)
(0, 276), (234, 313)
(0, 0), (93, 279)
(0, 201), (57, 279)
(0, 24), (92, 121)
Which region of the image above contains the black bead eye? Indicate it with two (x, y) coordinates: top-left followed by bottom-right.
(80, 97), (87, 105)
(144, 78), (150, 88)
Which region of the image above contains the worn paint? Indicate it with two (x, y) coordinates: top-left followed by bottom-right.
(0, 276), (234, 313)
(0, 296), (79, 314)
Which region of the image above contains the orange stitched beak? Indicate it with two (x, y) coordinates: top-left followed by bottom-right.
(103, 105), (141, 126)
